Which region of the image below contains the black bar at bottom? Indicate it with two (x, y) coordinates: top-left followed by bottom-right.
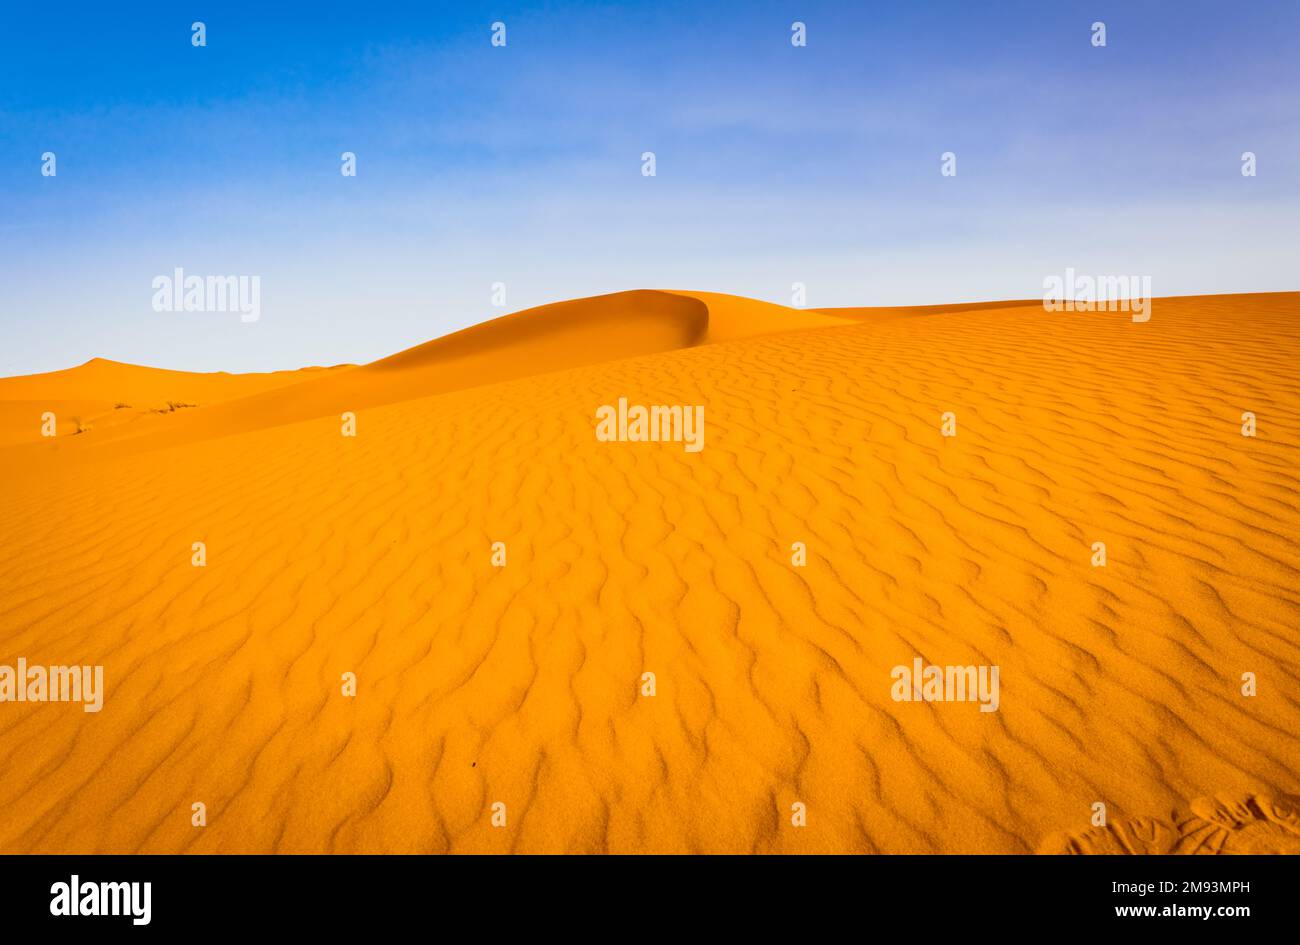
(0, 853), (1288, 933)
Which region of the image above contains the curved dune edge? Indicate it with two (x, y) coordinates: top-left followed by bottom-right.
(1038, 791), (1300, 854)
(665, 290), (852, 340)
(0, 289), (849, 462)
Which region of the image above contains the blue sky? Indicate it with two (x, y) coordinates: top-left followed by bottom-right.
(2, 0), (1298, 374)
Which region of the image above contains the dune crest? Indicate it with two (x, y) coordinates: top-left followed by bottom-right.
(0, 357), (347, 405)
(0, 290), (843, 460)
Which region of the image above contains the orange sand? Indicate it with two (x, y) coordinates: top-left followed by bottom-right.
(0, 290), (1297, 853)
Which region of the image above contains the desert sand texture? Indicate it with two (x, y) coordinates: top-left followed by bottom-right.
(1, 290), (1297, 853)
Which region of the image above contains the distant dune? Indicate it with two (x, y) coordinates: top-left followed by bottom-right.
(0, 359), (350, 448)
(0, 290), (1297, 853)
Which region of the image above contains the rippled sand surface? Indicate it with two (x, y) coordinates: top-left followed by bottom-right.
(1, 291), (1296, 853)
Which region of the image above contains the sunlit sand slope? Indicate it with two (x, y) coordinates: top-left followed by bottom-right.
(4, 291), (844, 460)
(0, 292), (1296, 853)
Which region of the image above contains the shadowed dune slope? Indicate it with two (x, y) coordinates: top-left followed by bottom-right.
(670, 291), (851, 339)
(0, 291), (1297, 853)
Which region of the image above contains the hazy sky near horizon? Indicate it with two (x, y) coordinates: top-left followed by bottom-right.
(2, 0), (1298, 375)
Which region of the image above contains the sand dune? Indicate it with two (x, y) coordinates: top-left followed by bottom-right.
(3, 291), (847, 463)
(0, 359), (349, 448)
(0, 356), (346, 405)
(0, 290), (1296, 853)
(812, 298), (1044, 321)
